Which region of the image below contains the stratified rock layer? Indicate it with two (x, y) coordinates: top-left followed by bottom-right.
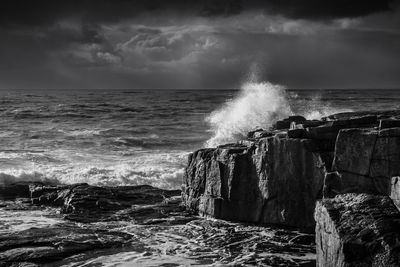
(315, 194), (400, 267)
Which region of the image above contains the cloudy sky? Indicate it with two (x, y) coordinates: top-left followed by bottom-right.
(0, 0), (399, 89)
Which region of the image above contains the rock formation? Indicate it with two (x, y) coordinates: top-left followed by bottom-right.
(183, 138), (327, 229)
(183, 110), (400, 266)
(29, 183), (181, 222)
(0, 182), (315, 266)
(315, 194), (400, 267)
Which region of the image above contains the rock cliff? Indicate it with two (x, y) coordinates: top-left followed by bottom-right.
(183, 110), (400, 266)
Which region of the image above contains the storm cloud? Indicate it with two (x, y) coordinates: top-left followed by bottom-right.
(0, 0), (399, 89)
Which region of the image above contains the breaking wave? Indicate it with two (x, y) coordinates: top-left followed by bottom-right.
(205, 81), (354, 147)
(205, 81), (292, 147)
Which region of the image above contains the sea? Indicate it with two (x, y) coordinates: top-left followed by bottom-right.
(1, 82), (400, 190)
(1, 83), (400, 266)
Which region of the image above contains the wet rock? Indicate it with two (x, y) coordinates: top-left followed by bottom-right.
(0, 186), (315, 266)
(0, 226), (134, 265)
(273, 115), (306, 130)
(184, 110), (400, 231)
(315, 193), (400, 267)
(184, 136), (326, 229)
(179, 219), (316, 266)
(0, 182), (194, 265)
(0, 181), (182, 223)
(29, 183), (181, 222)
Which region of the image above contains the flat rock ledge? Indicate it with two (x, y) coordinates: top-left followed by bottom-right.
(183, 109), (400, 266)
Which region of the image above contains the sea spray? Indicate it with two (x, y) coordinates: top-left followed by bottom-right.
(290, 92), (353, 120)
(205, 81), (292, 147)
(204, 82), (354, 147)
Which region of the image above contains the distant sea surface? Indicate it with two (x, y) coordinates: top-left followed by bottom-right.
(1, 86), (399, 189)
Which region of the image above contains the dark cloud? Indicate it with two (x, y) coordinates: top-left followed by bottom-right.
(0, 0), (397, 28)
(0, 1), (399, 89)
(263, 0), (397, 20)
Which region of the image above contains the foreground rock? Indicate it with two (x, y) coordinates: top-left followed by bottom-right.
(0, 181), (315, 266)
(315, 194), (400, 267)
(184, 109), (400, 266)
(184, 110), (400, 229)
(0, 182), (187, 266)
(0, 226), (133, 264)
(183, 139), (326, 229)
(29, 183), (182, 223)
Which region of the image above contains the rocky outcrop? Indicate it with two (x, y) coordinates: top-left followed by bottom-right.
(184, 109), (400, 265)
(0, 226), (133, 264)
(323, 126), (400, 198)
(183, 137), (327, 229)
(184, 111), (400, 229)
(315, 194), (400, 267)
(0, 182), (315, 266)
(0, 182), (190, 265)
(29, 183), (181, 222)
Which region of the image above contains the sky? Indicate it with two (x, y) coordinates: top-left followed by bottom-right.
(0, 0), (399, 89)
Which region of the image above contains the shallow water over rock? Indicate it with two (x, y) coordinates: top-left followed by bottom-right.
(0, 183), (315, 266)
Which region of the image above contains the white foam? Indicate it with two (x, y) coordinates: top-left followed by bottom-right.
(205, 81), (292, 147)
(296, 94), (353, 120)
(0, 151), (188, 190)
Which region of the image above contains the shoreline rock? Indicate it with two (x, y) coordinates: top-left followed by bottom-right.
(315, 194), (400, 267)
(183, 109), (400, 266)
(0, 181), (315, 266)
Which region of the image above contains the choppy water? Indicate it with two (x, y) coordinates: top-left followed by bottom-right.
(0, 86), (399, 189)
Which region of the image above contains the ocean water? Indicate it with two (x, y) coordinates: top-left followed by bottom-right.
(1, 84), (399, 189)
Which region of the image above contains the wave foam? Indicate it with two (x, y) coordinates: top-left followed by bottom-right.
(205, 81), (292, 147)
(0, 151), (187, 190)
(205, 81), (355, 147)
